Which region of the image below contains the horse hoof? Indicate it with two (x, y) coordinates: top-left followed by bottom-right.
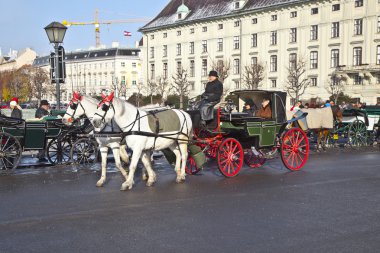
(96, 181), (105, 187)
(142, 174), (148, 181)
(146, 181), (155, 187)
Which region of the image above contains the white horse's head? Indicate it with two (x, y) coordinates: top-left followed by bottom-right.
(91, 91), (116, 131)
(62, 91), (103, 125)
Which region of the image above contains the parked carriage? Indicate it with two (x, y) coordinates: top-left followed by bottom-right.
(0, 111), (96, 174)
(185, 90), (310, 177)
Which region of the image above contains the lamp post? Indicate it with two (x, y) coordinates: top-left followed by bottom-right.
(44, 21), (67, 109)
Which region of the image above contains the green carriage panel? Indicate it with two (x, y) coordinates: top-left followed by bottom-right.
(246, 122), (261, 135)
(260, 123), (276, 146)
(24, 128), (46, 149)
(2, 127), (24, 138)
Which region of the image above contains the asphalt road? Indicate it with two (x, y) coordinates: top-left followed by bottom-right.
(0, 148), (379, 253)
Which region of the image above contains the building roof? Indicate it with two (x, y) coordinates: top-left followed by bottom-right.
(33, 48), (140, 67)
(140, 0), (308, 32)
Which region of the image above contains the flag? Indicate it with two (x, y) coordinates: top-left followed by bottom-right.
(124, 31), (132, 37)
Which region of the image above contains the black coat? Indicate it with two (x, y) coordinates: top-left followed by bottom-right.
(11, 108), (22, 119)
(35, 107), (49, 119)
(203, 79), (223, 103)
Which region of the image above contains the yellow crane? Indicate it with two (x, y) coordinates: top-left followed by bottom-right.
(62, 10), (151, 48)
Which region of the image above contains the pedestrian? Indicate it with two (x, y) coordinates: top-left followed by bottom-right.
(290, 101), (302, 111)
(35, 100), (50, 119)
(304, 103), (309, 109)
(10, 97), (22, 119)
(324, 100), (331, 107)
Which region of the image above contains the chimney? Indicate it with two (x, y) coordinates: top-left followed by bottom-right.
(111, 41), (120, 48)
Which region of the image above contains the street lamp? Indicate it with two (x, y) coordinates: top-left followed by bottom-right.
(44, 21), (67, 109)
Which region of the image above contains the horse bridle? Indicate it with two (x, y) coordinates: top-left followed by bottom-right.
(65, 99), (86, 120)
(94, 102), (115, 126)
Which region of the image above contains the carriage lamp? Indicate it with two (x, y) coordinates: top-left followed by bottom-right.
(44, 21), (67, 110)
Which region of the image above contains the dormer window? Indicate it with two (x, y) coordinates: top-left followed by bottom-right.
(176, 1), (190, 21)
(233, 0), (247, 10)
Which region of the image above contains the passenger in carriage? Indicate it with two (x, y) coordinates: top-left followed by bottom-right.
(242, 99), (257, 116)
(256, 97), (272, 119)
(198, 70), (223, 126)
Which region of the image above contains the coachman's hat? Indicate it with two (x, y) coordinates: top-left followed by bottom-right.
(40, 100), (49, 106)
(208, 70), (218, 77)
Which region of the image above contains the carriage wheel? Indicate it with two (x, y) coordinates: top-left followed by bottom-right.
(281, 128), (309, 171)
(0, 132), (22, 174)
(244, 149), (266, 168)
(47, 138), (72, 165)
(217, 138), (244, 177)
(71, 138), (98, 165)
(185, 155), (201, 175)
(348, 120), (368, 148)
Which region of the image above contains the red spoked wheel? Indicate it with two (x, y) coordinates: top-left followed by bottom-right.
(244, 149), (266, 168)
(217, 138), (244, 177)
(185, 155), (201, 175)
(280, 128), (309, 171)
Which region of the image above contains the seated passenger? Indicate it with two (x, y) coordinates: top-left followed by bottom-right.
(256, 97), (272, 119)
(242, 99), (257, 117)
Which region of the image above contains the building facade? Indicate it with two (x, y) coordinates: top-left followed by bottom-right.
(33, 47), (142, 103)
(139, 0), (380, 105)
(0, 48), (37, 72)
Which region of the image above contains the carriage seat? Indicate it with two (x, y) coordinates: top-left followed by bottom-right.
(187, 109), (219, 130)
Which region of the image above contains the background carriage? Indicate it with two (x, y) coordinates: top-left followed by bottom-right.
(185, 90), (309, 177)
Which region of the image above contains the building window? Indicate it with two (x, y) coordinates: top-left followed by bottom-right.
(121, 62), (125, 67)
(378, 75), (380, 84)
(150, 64), (155, 79)
(353, 74), (363, 85)
(289, 53), (297, 70)
(233, 36), (240, 50)
(121, 76), (125, 85)
(150, 34), (154, 40)
(176, 61), (182, 73)
(331, 22), (340, 38)
(310, 51), (318, 69)
(234, 1), (240, 9)
(218, 24), (223, 30)
(176, 43), (181, 56)
(190, 28), (194, 34)
(251, 33), (257, 47)
(271, 15), (277, 21)
(355, 0), (363, 7)
(310, 25), (318, 40)
(163, 63), (168, 79)
(353, 47), (362, 66)
(217, 38), (223, 52)
(354, 19), (363, 35)
(332, 4), (340, 11)
(132, 63), (136, 68)
(270, 55), (277, 72)
(132, 80), (137, 86)
(190, 42), (195, 54)
(378, 16), (380, 33)
(376, 45), (380, 64)
(311, 8), (318, 14)
(271, 79), (277, 88)
(150, 47), (154, 59)
(270, 31), (277, 45)
(251, 57), (258, 66)
(234, 20), (240, 27)
(311, 77), (318, 87)
(290, 28), (297, 43)
(163, 32), (167, 38)
(202, 40), (207, 53)
(331, 49), (340, 68)
(252, 18), (257, 24)
(202, 26), (207, 32)
(235, 80), (240, 89)
(233, 59), (240, 75)
(177, 30), (181, 36)
(163, 45), (167, 57)
(202, 59), (207, 77)
(190, 60), (195, 77)
(290, 11), (297, 18)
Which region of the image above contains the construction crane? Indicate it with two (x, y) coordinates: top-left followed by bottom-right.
(62, 10), (151, 48)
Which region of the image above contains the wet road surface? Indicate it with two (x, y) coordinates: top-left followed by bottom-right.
(0, 148), (379, 253)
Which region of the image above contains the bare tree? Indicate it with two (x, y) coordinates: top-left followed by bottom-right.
(156, 76), (169, 105)
(111, 76), (127, 99)
(326, 73), (345, 104)
(171, 67), (191, 109)
(242, 62), (265, 90)
(210, 59), (230, 83)
(135, 81), (144, 107)
(145, 79), (157, 105)
(30, 67), (49, 104)
(285, 57), (310, 102)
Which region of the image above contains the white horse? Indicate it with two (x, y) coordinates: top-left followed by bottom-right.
(62, 92), (130, 187)
(91, 92), (193, 190)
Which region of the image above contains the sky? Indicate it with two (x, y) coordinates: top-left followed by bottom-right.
(0, 0), (168, 56)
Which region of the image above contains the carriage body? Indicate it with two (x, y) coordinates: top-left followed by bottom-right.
(186, 90), (309, 177)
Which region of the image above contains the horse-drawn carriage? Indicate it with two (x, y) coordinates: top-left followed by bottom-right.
(0, 111), (96, 174)
(185, 90), (310, 177)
